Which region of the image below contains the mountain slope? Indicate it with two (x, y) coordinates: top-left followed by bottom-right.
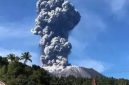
(50, 66), (104, 78)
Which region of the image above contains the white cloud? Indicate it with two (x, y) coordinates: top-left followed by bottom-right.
(71, 58), (106, 73)
(106, 0), (129, 19)
(69, 36), (88, 54)
(0, 26), (31, 39)
(109, 0), (127, 12)
(68, 11), (107, 73)
(70, 11), (106, 43)
(0, 25), (39, 48)
(69, 11), (107, 57)
(0, 48), (22, 56)
(84, 59), (105, 72)
(81, 11), (106, 38)
(69, 38), (107, 73)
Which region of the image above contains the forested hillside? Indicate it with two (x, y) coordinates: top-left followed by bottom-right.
(0, 53), (129, 85)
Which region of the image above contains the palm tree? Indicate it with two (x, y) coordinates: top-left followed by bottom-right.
(20, 52), (32, 64)
(14, 57), (20, 62)
(7, 54), (19, 63)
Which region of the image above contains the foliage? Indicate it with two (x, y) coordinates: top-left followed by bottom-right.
(0, 53), (50, 85)
(20, 52), (32, 64)
(7, 54), (20, 63)
(0, 53), (129, 85)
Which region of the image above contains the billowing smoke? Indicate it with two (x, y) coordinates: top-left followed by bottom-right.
(31, 0), (80, 70)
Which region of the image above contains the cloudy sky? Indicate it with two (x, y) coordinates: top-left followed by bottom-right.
(0, 0), (129, 79)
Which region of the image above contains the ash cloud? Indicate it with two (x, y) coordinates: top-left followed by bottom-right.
(32, 0), (80, 69)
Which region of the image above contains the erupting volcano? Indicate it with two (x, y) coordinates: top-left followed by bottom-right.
(31, 0), (103, 78)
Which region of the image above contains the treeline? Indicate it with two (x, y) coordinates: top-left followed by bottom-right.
(50, 77), (129, 85)
(0, 52), (129, 85)
(0, 52), (50, 85)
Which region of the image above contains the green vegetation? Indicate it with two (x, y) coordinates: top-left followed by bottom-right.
(0, 52), (129, 85)
(0, 52), (50, 85)
(20, 52), (32, 64)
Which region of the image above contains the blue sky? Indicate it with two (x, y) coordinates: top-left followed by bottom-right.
(0, 0), (129, 79)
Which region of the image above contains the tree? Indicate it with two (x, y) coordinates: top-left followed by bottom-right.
(0, 57), (8, 65)
(20, 52), (32, 64)
(7, 54), (20, 63)
(15, 57), (20, 62)
(0, 56), (3, 66)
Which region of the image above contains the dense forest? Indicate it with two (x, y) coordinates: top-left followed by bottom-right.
(0, 52), (129, 85)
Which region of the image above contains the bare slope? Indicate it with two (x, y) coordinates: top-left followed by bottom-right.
(49, 66), (104, 78)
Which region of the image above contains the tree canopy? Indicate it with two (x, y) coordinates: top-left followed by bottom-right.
(0, 52), (129, 85)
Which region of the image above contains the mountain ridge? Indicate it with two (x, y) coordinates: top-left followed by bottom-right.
(48, 66), (104, 78)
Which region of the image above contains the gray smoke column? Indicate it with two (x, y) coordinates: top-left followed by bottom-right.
(31, 0), (80, 71)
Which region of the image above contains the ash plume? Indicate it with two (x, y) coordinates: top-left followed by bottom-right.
(32, 0), (80, 70)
